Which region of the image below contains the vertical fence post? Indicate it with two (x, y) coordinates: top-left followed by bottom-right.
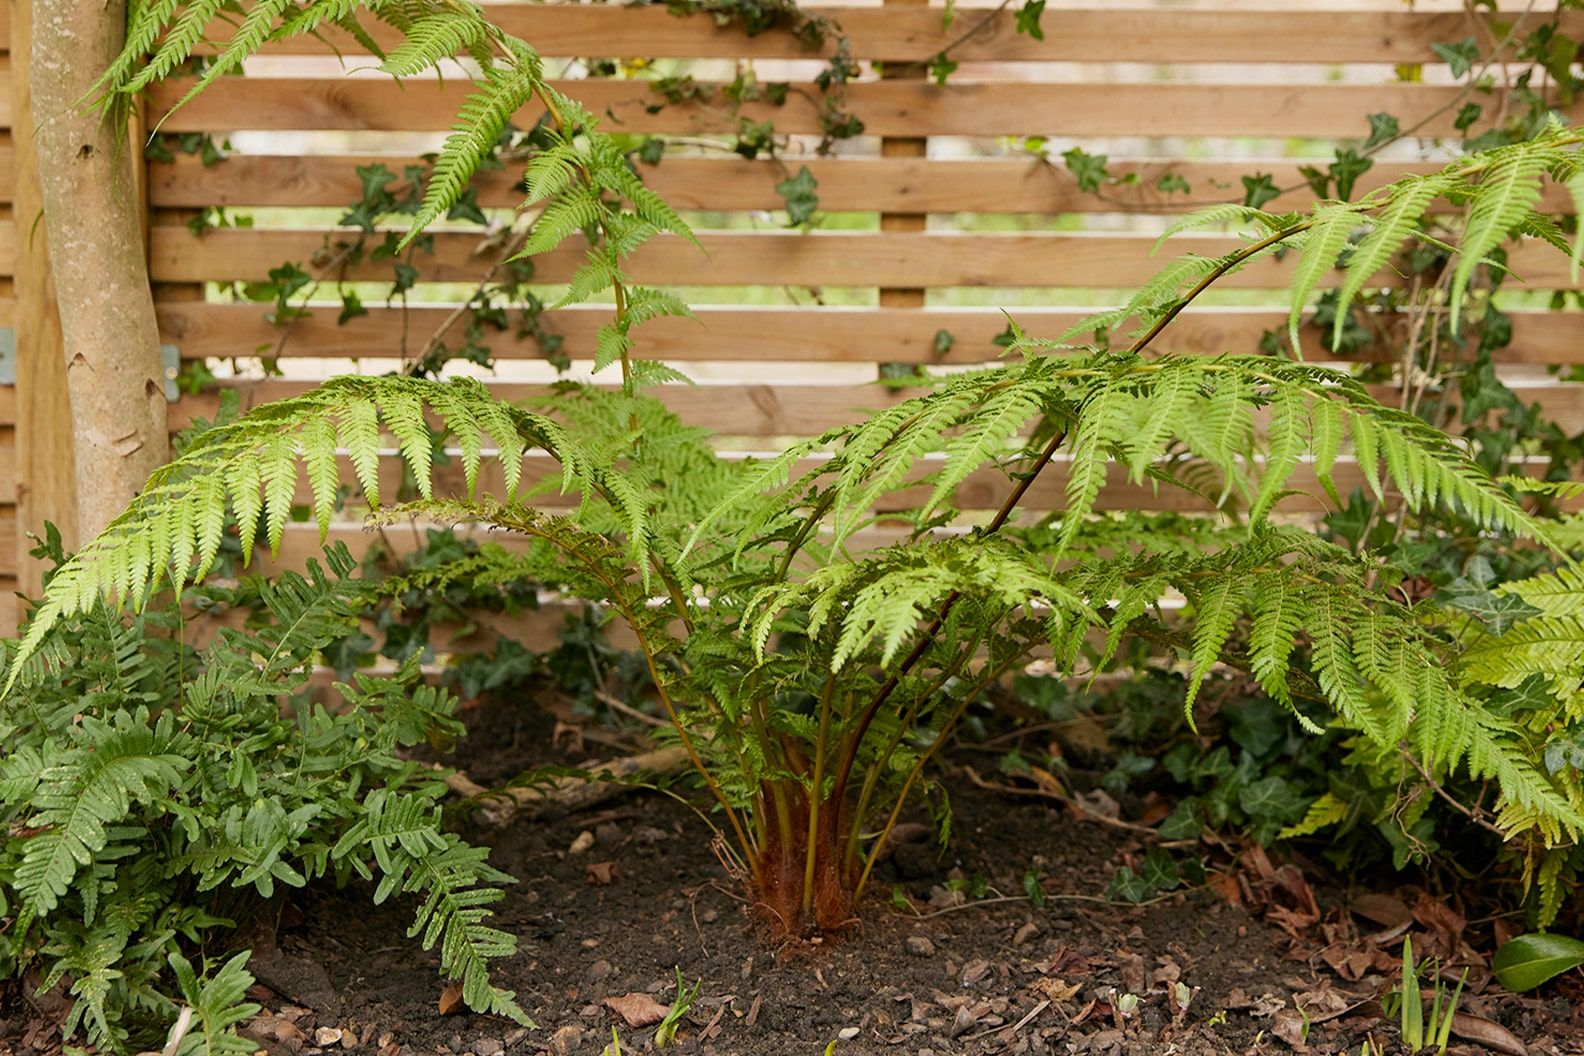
(10, 0), (81, 604)
(876, 0), (929, 334)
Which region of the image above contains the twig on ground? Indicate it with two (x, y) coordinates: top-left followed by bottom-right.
(437, 744), (690, 823)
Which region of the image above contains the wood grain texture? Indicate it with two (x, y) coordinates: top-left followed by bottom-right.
(146, 153), (1582, 215)
(210, 5), (1584, 65)
(153, 302), (1584, 366)
(147, 227), (1578, 289)
(148, 78), (1554, 139)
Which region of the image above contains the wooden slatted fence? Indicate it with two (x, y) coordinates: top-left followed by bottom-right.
(5, 1), (1584, 644)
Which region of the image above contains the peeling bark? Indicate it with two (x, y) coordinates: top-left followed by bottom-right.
(32, 0), (168, 538)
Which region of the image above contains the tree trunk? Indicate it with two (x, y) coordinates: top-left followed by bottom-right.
(31, 0), (168, 539)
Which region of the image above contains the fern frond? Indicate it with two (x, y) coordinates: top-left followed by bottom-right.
(3, 378), (582, 694)
(379, 13), (487, 77)
(1288, 203), (1365, 355)
(1330, 177), (1444, 350)
(123, 0), (229, 95)
(15, 712), (190, 917)
(1449, 141), (1549, 331)
(405, 42), (544, 248)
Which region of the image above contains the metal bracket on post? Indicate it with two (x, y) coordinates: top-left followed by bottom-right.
(162, 344), (181, 401)
(0, 329), (15, 385)
(0, 332), (178, 397)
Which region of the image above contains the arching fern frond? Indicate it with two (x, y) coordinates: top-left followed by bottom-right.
(405, 41), (545, 247)
(2, 377), (589, 694)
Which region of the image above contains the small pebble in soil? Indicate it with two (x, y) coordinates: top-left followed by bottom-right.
(837, 1026), (859, 1041)
(589, 959), (612, 981)
(550, 1025), (583, 1056)
(568, 830), (595, 855)
(1013, 921), (1039, 946)
(474, 1039), (503, 1056)
(905, 935), (935, 957)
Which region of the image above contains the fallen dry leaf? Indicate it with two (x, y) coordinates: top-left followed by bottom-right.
(1450, 1011), (1526, 1056)
(604, 992), (669, 1028)
(438, 982), (464, 1016)
(1029, 977), (1082, 1003)
(585, 860), (618, 885)
(1208, 871), (1243, 906)
(1271, 1008), (1309, 1051)
(1351, 892), (1413, 928)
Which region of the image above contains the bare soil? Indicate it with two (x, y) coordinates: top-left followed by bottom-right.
(237, 693), (1584, 1056)
(5, 689), (1582, 1056)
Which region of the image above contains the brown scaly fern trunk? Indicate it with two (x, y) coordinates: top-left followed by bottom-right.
(31, 0), (168, 537)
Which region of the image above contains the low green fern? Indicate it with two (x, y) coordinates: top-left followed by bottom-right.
(0, 550), (527, 1049)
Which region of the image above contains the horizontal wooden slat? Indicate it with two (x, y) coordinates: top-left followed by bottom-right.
(148, 78), (1551, 139)
(168, 376), (1584, 439)
(146, 153), (1583, 215)
(149, 227), (1577, 290)
(230, 5), (1583, 65)
(157, 302), (1584, 367)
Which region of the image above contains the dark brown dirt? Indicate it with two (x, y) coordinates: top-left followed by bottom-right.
(238, 693), (1584, 1056)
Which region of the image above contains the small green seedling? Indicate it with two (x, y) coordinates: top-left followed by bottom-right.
(655, 968), (702, 1047)
(1382, 936), (1467, 1054)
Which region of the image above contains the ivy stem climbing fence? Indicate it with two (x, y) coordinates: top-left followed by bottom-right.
(4, 0), (1583, 645)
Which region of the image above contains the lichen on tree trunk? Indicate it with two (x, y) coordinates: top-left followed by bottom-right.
(31, 0), (168, 538)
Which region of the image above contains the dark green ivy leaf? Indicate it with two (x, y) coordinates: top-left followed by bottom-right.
(928, 51), (958, 86)
(338, 290), (368, 326)
(1442, 578), (1542, 634)
(1155, 173), (1191, 195)
(1241, 173), (1280, 210)
(1432, 37), (1480, 78)
(1328, 149), (1373, 201)
(1362, 112), (1400, 151)
(1014, 0), (1045, 41)
(775, 166), (819, 227)
(1063, 147), (1110, 194)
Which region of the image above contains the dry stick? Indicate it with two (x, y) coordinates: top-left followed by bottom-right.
(439, 745), (691, 823)
(402, 226), (532, 375)
(1399, 742), (1507, 837)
